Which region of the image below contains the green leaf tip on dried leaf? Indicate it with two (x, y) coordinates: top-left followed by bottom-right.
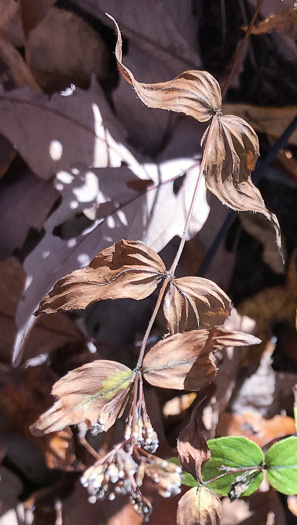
(177, 486), (222, 525)
(109, 14), (283, 260)
(36, 240), (166, 314)
(30, 360), (135, 436)
(143, 327), (260, 391)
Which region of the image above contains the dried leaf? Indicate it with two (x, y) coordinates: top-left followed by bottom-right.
(248, 7), (297, 39)
(19, 0), (56, 37)
(202, 115), (282, 258)
(217, 412), (296, 447)
(42, 427), (77, 470)
(0, 33), (41, 92)
(109, 15), (221, 123)
(30, 360), (135, 435)
(28, 8), (109, 91)
(110, 16), (283, 258)
(223, 103), (297, 147)
(37, 240), (166, 314)
(143, 328), (260, 391)
(177, 486), (222, 525)
(177, 404), (210, 481)
(163, 276), (231, 334)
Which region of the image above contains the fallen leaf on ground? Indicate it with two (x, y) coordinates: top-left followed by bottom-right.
(19, 0), (56, 37)
(28, 7), (109, 92)
(217, 411), (296, 447)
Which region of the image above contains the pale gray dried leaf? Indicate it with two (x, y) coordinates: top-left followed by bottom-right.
(0, 80), (136, 179)
(77, 0), (200, 71)
(202, 115), (283, 259)
(28, 8), (109, 91)
(177, 487), (222, 525)
(37, 240), (166, 314)
(109, 15), (221, 123)
(30, 360), (135, 435)
(163, 276), (231, 334)
(0, 168), (58, 259)
(177, 403), (210, 481)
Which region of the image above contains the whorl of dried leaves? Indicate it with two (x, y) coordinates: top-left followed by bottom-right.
(29, 15), (277, 525)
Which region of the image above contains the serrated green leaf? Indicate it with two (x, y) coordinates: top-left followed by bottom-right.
(201, 436), (264, 496)
(266, 436), (297, 495)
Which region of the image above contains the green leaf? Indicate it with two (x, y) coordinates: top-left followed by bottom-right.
(201, 436), (264, 496)
(265, 436), (297, 495)
(182, 471), (200, 488)
(169, 457), (200, 487)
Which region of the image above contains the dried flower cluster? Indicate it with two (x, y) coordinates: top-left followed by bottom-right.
(81, 446), (182, 520)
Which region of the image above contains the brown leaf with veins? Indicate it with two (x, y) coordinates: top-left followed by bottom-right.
(30, 360), (135, 436)
(108, 14), (221, 123)
(202, 115), (282, 258)
(163, 276), (231, 334)
(37, 240), (166, 314)
(143, 328), (260, 391)
(177, 403), (210, 482)
(109, 16), (283, 258)
(177, 486), (222, 525)
(37, 240), (232, 334)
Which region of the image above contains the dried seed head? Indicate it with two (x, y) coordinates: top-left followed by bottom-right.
(143, 457), (182, 498)
(125, 401), (159, 453)
(80, 448), (138, 501)
(130, 493), (152, 522)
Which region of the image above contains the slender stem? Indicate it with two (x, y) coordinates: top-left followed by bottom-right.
(79, 437), (101, 461)
(169, 117), (215, 276)
(222, 0), (264, 98)
(202, 466), (263, 486)
(136, 277), (170, 367)
(135, 118), (217, 369)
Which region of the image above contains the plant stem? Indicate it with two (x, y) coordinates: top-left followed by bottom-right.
(202, 466), (263, 486)
(169, 117), (215, 276)
(222, 0), (264, 98)
(135, 117), (216, 370)
(136, 277), (170, 368)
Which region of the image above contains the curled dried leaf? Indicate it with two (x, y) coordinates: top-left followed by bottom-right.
(177, 486), (222, 525)
(108, 14), (222, 123)
(37, 240), (166, 314)
(177, 403), (210, 482)
(202, 115), (283, 258)
(30, 360), (135, 436)
(143, 328), (260, 391)
(163, 276), (231, 334)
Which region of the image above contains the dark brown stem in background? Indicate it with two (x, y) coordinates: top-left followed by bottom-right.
(222, 0), (264, 98)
